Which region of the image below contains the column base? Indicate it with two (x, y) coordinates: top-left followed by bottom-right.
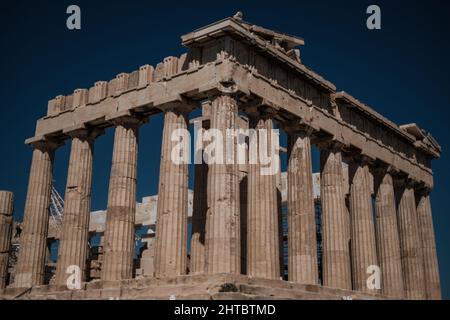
(0, 274), (394, 300)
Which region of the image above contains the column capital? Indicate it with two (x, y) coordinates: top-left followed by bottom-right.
(63, 125), (105, 142)
(415, 184), (432, 198)
(157, 98), (196, 116)
(282, 119), (316, 137)
(244, 98), (280, 119)
(248, 107), (277, 121)
(217, 79), (238, 95)
(315, 137), (346, 152)
(371, 163), (398, 192)
(371, 162), (399, 176)
(115, 115), (146, 128)
(246, 109), (276, 129)
(106, 110), (148, 128)
(393, 174), (419, 189)
(347, 153), (374, 167)
(347, 153), (374, 188)
(28, 137), (64, 152)
(206, 83), (240, 102)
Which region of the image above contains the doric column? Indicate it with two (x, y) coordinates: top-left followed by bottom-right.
(396, 179), (426, 299)
(319, 141), (351, 290)
(55, 128), (102, 286)
(373, 167), (404, 298)
(349, 156), (378, 293)
(101, 115), (142, 281)
(190, 161), (207, 274)
(190, 102), (210, 274)
(0, 191), (14, 289)
(14, 140), (60, 288)
(205, 94), (241, 274)
(154, 106), (189, 277)
(416, 189), (441, 299)
(276, 149), (283, 278)
(286, 126), (318, 284)
(247, 112), (280, 279)
(237, 114), (250, 275)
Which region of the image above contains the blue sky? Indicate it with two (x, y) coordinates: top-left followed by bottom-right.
(1, 0), (449, 298)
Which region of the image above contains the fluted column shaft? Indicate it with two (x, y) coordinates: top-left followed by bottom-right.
(396, 182), (426, 299)
(247, 115), (280, 279)
(101, 117), (140, 281)
(349, 159), (378, 293)
(320, 143), (351, 290)
(286, 129), (318, 284)
(190, 158), (207, 274)
(190, 104), (210, 274)
(205, 94), (240, 274)
(374, 169), (404, 298)
(0, 191), (14, 288)
(55, 129), (99, 285)
(154, 108), (189, 277)
(417, 192), (441, 299)
(15, 141), (58, 287)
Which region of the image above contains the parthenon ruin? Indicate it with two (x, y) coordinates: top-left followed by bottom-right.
(0, 13), (442, 300)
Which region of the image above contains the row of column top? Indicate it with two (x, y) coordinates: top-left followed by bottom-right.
(30, 103), (436, 196)
(28, 50), (438, 190)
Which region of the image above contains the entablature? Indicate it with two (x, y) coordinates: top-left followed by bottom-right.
(25, 16), (440, 189)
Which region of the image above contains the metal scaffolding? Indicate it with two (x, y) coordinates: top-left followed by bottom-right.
(49, 184), (64, 232)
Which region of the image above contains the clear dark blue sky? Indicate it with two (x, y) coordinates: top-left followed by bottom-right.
(1, 0), (449, 298)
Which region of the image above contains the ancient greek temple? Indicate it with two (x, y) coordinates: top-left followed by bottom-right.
(0, 14), (442, 300)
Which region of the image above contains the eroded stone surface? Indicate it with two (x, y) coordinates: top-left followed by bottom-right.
(286, 129), (318, 284)
(15, 142), (58, 288)
(0, 274), (390, 300)
(0, 191), (13, 289)
(6, 14), (441, 300)
(101, 117), (141, 281)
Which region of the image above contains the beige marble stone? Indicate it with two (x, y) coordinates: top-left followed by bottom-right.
(15, 141), (60, 288)
(320, 142), (351, 290)
(12, 15), (442, 300)
(190, 104), (210, 274)
(205, 94), (241, 274)
(286, 129), (318, 284)
(101, 116), (141, 281)
(0, 191), (14, 289)
(417, 192), (441, 300)
(247, 115), (280, 279)
(55, 128), (102, 285)
(349, 158), (378, 293)
(153, 108), (189, 277)
(373, 168), (404, 298)
(396, 181), (426, 300)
